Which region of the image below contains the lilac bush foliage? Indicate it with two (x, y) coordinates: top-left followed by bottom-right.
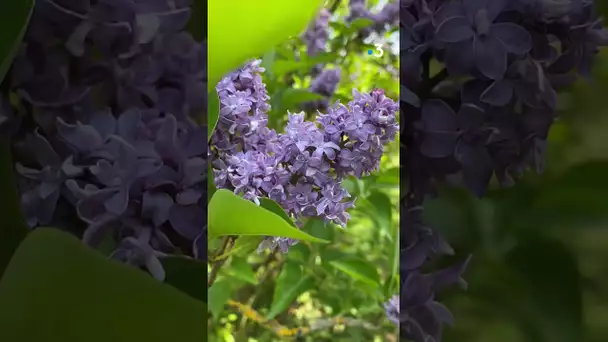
(4, 0), (206, 279)
(301, 1), (399, 112)
(400, 0), (608, 341)
(210, 60), (399, 252)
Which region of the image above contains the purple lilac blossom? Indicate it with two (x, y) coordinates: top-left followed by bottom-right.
(211, 60), (399, 252)
(5, 0), (207, 280)
(400, 0), (608, 340)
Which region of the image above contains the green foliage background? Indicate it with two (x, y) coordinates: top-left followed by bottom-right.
(207, 1), (399, 341)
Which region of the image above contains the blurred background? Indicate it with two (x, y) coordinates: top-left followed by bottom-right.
(208, 0), (399, 341)
(434, 25), (608, 342)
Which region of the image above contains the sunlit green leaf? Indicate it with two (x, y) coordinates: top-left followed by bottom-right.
(208, 0), (324, 89)
(208, 90), (220, 140)
(208, 190), (328, 243)
(329, 258), (380, 288)
(259, 198), (296, 227)
(208, 279), (238, 319)
(225, 256), (257, 284)
(267, 261), (314, 319)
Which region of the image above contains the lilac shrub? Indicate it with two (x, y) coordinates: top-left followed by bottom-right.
(301, 1), (399, 112)
(400, 0), (608, 341)
(210, 60), (399, 252)
(3, 0), (207, 279)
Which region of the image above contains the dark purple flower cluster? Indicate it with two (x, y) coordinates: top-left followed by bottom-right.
(210, 61), (398, 252)
(399, 0), (608, 340)
(3, 0), (207, 279)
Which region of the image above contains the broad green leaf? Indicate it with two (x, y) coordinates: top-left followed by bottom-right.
(0, 0), (33, 82)
(186, 0), (205, 41)
(374, 167), (399, 186)
(0, 140), (28, 276)
(286, 243), (310, 264)
(0, 0), (34, 276)
(208, 189), (328, 243)
(267, 261), (315, 319)
(259, 198), (296, 227)
(280, 89), (326, 110)
(208, 90), (220, 140)
(208, 0), (324, 89)
(505, 235), (582, 342)
(329, 258), (380, 288)
(225, 256), (257, 284)
(0, 228), (205, 342)
(161, 256), (206, 302)
(208, 279), (238, 318)
(366, 190), (392, 236)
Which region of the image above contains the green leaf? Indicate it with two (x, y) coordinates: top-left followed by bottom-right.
(504, 235), (583, 342)
(208, 0), (324, 89)
(208, 162), (216, 199)
(186, 0), (205, 41)
(161, 256), (206, 302)
(208, 190), (328, 244)
(0, 0), (33, 83)
(267, 261), (315, 319)
(208, 279), (238, 319)
(0, 140), (28, 276)
(0, 228), (205, 342)
(366, 190), (393, 235)
(208, 90), (220, 140)
(225, 256), (257, 284)
(374, 167), (399, 186)
(329, 258), (380, 288)
(280, 89), (325, 110)
(215, 236), (264, 260)
(344, 17), (374, 35)
(259, 198), (296, 227)
(0, 0), (34, 276)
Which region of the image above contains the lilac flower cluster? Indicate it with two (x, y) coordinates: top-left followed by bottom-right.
(210, 61), (398, 252)
(3, 0), (206, 279)
(400, 0), (608, 340)
(348, 0), (400, 36)
(303, 8), (331, 76)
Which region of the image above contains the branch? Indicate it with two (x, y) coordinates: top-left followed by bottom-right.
(208, 236), (235, 287)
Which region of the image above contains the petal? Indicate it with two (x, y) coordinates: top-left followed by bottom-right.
(420, 131), (459, 158)
(474, 35), (507, 80)
(457, 104), (485, 130)
(463, 0), (506, 23)
(421, 99), (458, 131)
(104, 188), (129, 216)
(455, 143), (493, 197)
(142, 191), (174, 227)
(435, 17), (474, 43)
(56, 117), (103, 150)
(193, 232), (206, 261)
(88, 108), (116, 140)
(480, 79), (513, 106)
(401, 85), (420, 107)
(490, 22), (532, 55)
(169, 204), (204, 240)
(444, 39), (475, 76)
